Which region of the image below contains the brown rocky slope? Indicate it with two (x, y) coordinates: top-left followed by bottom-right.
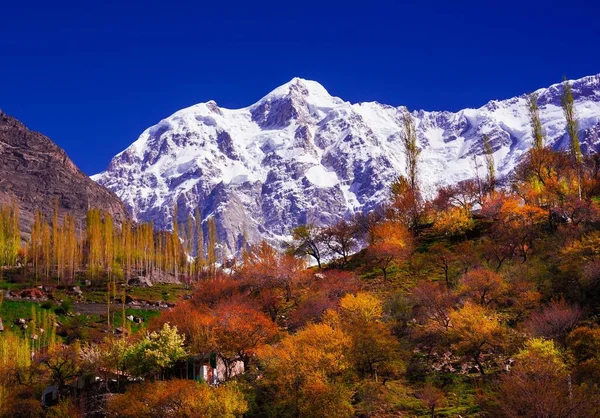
(0, 110), (130, 237)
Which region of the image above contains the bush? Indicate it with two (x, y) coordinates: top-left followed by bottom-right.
(54, 299), (73, 315)
(41, 301), (55, 310)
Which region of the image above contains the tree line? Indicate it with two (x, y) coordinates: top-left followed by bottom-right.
(0, 202), (226, 287)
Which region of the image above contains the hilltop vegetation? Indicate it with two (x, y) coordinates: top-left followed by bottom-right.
(2, 80), (600, 417)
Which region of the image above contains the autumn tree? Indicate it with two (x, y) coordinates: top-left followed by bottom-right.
(504, 275), (542, 324)
(411, 281), (457, 336)
(418, 382), (447, 418)
(560, 231), (600, 301)
(320, 219), (357, 266)
(484, 195), (547, 263)
(52, 198), (60, 278)
(390, 175), (422, 230)
(170, 205), (180, 280)
(567, 326), (600, 385)
(432, 206), (474, 238)
(433, 179), (480, 214)
(97, 337), (131, 390)
(289, 270), (359, 330)
(107, 380), (248, 418)
(365, 220), (412, 281)
(86, 209), (103, 280)
(351, 209), (384, 246)
(328, 292), (401, 380)
(453, 240), (480, 274)
(38, 343), (81, 397)
(498, 338), (600, 418)
(158, 302), (214, 358)
(243, 240), (307, 308)
(427, 242), (457, 288)
(525, 298), (582, 347)
(459, 268), (508, 307)
(194, 208), (205, 279)
(258, 323), (354, 418)
(401, 110), (420, 196)
(448, 302), (508, 376)
(290, 224), (323, 268)
(0, 204), (20, 273)
(211, 300), (278, 377)
(390, 110), (422, 230)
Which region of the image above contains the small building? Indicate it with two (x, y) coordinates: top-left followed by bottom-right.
(172, 353), (244, 384)
(41, 386), (58, 407)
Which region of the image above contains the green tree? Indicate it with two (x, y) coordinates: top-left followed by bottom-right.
(562, 78), (582, 164)
(127, 323), (187, 379)
(398, 110), (422, 229)
(527, 92), (545, 150)
(562, 77), (583, 200)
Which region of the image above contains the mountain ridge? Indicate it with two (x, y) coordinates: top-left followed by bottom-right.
(93, 74), (600, 254)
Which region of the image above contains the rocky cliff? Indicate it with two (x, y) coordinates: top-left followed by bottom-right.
(0, 111), (130, 237)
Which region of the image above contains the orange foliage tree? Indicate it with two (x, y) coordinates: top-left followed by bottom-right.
(258, 323), (354, 418)
(366, 221), (412, 281)
(107, 379), (248, 418)
(458, 268), (508, 307)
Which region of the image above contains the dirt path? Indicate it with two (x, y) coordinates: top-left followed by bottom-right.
(73, 303), (163, 315)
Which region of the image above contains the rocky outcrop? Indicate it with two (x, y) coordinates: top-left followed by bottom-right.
(0, 111), (130, 238)
(93, 75), (600, 254)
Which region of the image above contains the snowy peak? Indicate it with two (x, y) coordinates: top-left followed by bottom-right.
(250, 78), (346, 128)
(258, 77), (342, 106)
(94, 74), (600, 254)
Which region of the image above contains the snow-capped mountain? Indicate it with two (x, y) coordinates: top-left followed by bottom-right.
(93, 74), (600, 254)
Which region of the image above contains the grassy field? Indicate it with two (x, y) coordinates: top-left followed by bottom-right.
(0, 276), (178, 342)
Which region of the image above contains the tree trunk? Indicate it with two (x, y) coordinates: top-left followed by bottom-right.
(473, 353), (486, 378)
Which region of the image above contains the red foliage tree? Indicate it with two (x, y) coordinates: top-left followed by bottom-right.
(525, 298), (582, 347)
(211, 300), (279, 377)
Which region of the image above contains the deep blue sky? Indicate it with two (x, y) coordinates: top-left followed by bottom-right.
(1, 0), (599, 175)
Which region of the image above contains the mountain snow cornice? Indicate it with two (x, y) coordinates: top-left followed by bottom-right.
(93, 75), (600, 253)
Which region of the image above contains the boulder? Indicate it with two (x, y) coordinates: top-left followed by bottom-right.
(127, 276), (152, 287)
(144, 269), (181, 285)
